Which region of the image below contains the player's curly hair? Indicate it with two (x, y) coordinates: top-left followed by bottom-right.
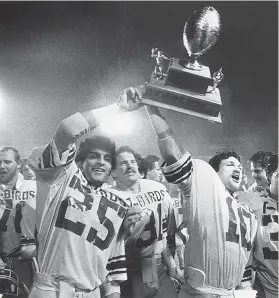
(75, 136), (116, 169)
(115, 146), (144, 170)
(209, 150), (241, 172)
(0, 147), (21, 164)
(266, 153), (278, 179)
(248, 151), (273, 169)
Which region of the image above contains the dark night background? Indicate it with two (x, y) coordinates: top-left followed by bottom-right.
(0, 1), (277, 178)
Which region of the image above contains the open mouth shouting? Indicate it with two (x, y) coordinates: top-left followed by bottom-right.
(231, 172), (240, 183)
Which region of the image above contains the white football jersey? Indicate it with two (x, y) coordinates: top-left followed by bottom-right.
(162, 153), (258, 291)
(172, 194), (188, 247)
(107, 179), (175, 269)
(171, 194), (188, 270)
(244, 193), (278, 296)
(21, 192), (36, 241)
(28, 140), (127, 290)
(0, 174), (36, 254)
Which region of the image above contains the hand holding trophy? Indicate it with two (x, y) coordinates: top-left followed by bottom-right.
(142, 6), (224, 123)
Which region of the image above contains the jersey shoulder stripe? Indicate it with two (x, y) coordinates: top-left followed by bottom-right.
(161, 152), (193, 184)
(41, 143), (54, 168)
(161, 151), (191, 174)
(106, 255), (126, 273)
(162, 152), (193, 184)
(33, 140), (76, 170)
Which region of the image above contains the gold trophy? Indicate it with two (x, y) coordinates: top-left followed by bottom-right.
(142, 6), (223, 123)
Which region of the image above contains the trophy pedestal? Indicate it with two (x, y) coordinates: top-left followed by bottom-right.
(143, 71), (222, 123)
(167, 58), (212, 95)
(144, 6), (223, 123)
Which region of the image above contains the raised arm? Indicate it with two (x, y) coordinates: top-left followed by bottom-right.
(27, 87), (143, 188)
(145, 104), (193, 191)
(53, 105), (121, 155)
(116, 84), (193, 189)
(54, 85), (140, 155)
(145, 105), (185, 165)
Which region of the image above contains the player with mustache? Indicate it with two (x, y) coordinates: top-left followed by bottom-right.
(25, 87), (144, 298)
(117, 84), (259, 298)
(107, 146), (182, 298)
(0, 147), (37, 297)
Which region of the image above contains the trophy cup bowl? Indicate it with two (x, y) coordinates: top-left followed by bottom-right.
(183, 6), (221, 70)
(142, 6), (223, 123)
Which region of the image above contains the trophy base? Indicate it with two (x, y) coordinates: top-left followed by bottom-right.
(143, 72), (222, 123)
(142, 97), (222, 123)
(166, 58), (212, 95)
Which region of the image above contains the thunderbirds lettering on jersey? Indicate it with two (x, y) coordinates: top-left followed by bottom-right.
(106, 181), (177, 293)
(123, 189), (164, 208)
(107, 179), (175, 263)
(0, 174), (35, 201)
(0, 174), (37, 254)
(0, 189), (35, 201)
(55, 170), (127, 252)
(27, 140), (128, 290)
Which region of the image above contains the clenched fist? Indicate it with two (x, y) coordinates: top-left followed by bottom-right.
(123, 206), (145, 241)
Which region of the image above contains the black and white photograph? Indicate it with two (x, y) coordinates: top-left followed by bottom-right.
(0, 2), (277, 298)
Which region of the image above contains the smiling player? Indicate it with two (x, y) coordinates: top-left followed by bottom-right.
(115, 85), (259, 298)
(26, 87), (144, 298)
(107, 146), (180, 298)
(248, 151), (273, 196)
